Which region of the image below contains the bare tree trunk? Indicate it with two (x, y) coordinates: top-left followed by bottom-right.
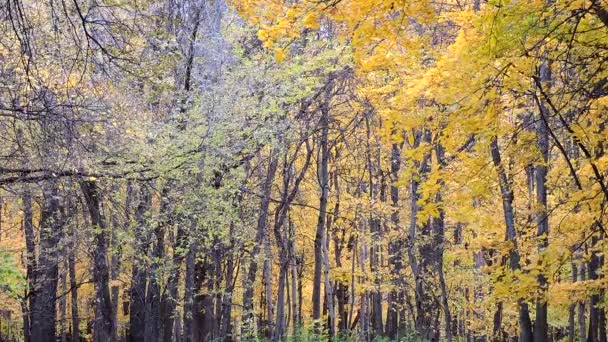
(163, 222), (186, 342)
(312, 98), (331, 336)
(359, 239), (369, 341)
(30, 181), (63, 342)
(386, 142), (402, 339)
(569, 260), (578, 342)
(22, 188), (35, 342)
(109, 183), (127, 339)
(289, 219), (300, 333)
(490, 138), (533, 342)
(81, 180), (117, 342)
(322, 215), (335, 337)
(129, 185), (151, 342)
(145, 183), (168, 342)
(588, 233), (603, 342)
(534, 59), (551, 342)
(182, 237), (197, 342)
(69, 220), (80, 342)
(220, 226), (237, 341)
(434, 144), (453, 342)
(271, 140), (312, 341)
(263, 229), (274, 339)
(242, 152), (279, 339)
(60, 259), (68, 342)
(407, 130), (439, 341)
(191, 257), (215, 342)
(273, 246), (288, 342)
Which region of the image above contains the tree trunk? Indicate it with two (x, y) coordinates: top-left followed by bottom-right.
(220, 226), (237, 341)
(81, 180), (117, 342)
(435, 144), (453, 342)
(490, 137), (533, 342)
(534, 59), (551, 342)
(129, 185), (151, 342)
(69, 219), (80, 342)
(386, 142), (402, 339)
(110, 183), (127, 339)
(312, 98), (330, 336)
(163, 225), (186, 342)
(30, 181), (63, 342)
(145, 183), (168, 342)
(22, 188), (35, 342)
(241, 152), (279, 339)
(263, 228), (274, 339)
(182, 237), (197, 342)
(289, 219), (301, 333)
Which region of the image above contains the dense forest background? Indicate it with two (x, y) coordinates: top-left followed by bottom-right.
(0, 0), (607, 341)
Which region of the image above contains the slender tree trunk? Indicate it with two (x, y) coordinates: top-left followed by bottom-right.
(220, 227), (237, 341)
(145, 183), (168, 342)
(81, 180), (117, 342)
(569, 260), (578, 342)
(588, 233), (603, 342)
(163, 224), (186, 342)
(330, 167), (348, 336)
(408, 129), (438, 341)
(272, 139), (312, 341)
(109, 183), (126, 339)
(22, 188), (35, 342)
(360, 242), (370, 341)
(263, 229), (274, 339)
(312, 98), (330, 335)
(273, 249), (288, 342)
(191, 257), (214, 342)
(69, 220), (80, 342)
(322, 215), (335, 337)
(534, 59), (551, 342)
(182, 237), (197, 342)
(386, 142), (402, 339)
(242, 152), (279, 339)
(579, 262), (587, 342)
(30, 181), (63, 342)
(435, 144), (453, 342)
(490, 137), (533, 342)
(289, 219), (300, 333)
(129, 185), (151, 342)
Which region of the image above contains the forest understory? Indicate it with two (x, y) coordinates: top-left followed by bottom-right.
(0, 0), (607, 341)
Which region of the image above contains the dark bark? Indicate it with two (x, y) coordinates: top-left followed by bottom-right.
(579, 263), (587, 342)
(129, 185), (151, 342)
(182, 237), (197, 342)
(241, 152), (279, 339)
(408, 129), (438, 341)
(490, 137), (533, 342)
(588, 233), (604, 342)
(30, 181), (63, 342)
(386, 142), (403, 339)
(68, 220), (80, 342)
(219, 225), (237, 341)
(569, 261), (578, 342)
(435, 144), (453, 342)
(290, 219), (302, 332)
(81, 180), (117, 342)
(191, 257), (215, 342)
(163, 223), (186, 342)
(145, 183), (168, 342)
(22, 189), (35, 342)
(312, 98), (330, 336)
(272, 142), (312, 341)
(533, 60), (551, 342)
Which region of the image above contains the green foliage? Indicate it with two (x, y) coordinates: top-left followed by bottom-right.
(0, 249), (25, 299)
